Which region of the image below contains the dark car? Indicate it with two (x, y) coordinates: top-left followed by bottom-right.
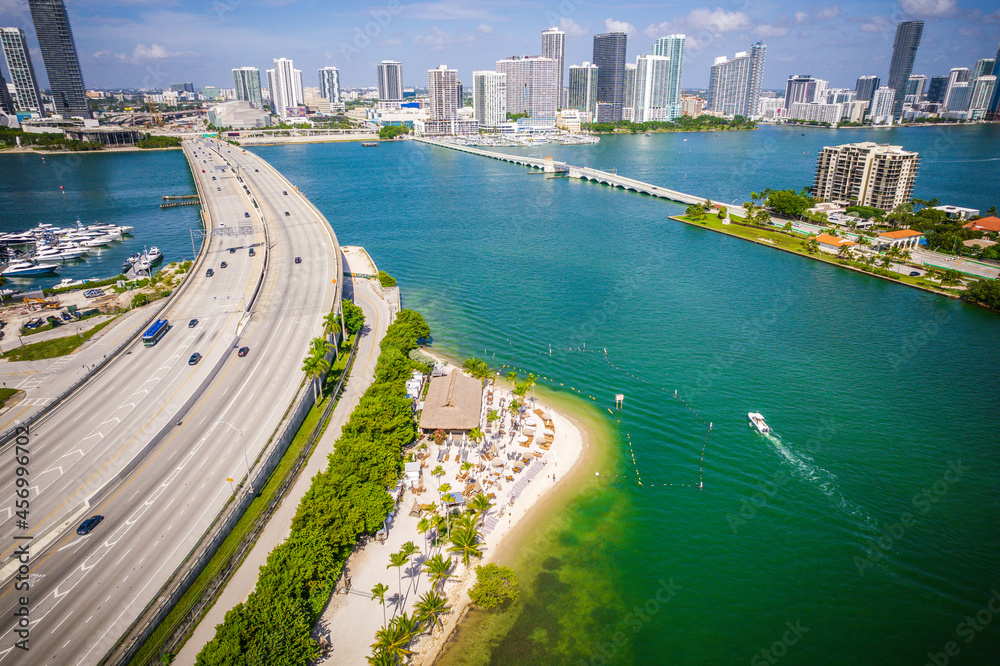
(282, 190), (288, 195)
(61, 311), (71, 321)
(217, 187), (221, 191)
(77, 515), (104, 536)
(244, 212), (250, 218)
(206, 268), (214, 277)
(189, 352), (202, 365)
(212, 176), (216, 180)
(238, 346), (250, 357)
(254, 168), (258, 172)
(295, 256), (301, 264)
(249, 248), (255, 257)
(229, 247), (237, 254)
(188, 319), (198, 328)
(909, 271), (921, 277)
(284, 211), (290, 216)
(220, 261), (228, 268)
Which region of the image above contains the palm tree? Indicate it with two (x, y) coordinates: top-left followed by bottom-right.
(880, 253), (894, 269)
(417, 517), (431, 555)
(836, 244), (853, 260)
(367, 649), (395, 666)
(388, 551), (409, 607)
(486, 409), (499, 427)
(453, 512), (476, 532)
(448, 526), (483, 566)
(432, 465), (445, 489)
(414, 590), (450, 634)
(438, 482), (452, 498)
(371, 582), (389, 626)
(323, 312), (342, 359)
(526, 372), (537, 405)
(468, 492), (493, 527)
(423, 553), (452, 591)
(400, 540), (419, 594)
(371, 613), (417, 663)
(468, 427), (484, 448)
(509, 398), (520, 414)
(301, 348), (330, 402)
(505, 370), (517, 385)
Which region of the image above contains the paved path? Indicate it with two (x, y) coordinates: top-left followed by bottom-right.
(175, 277), (391, 665)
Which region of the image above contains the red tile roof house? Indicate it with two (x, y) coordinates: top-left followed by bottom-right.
(963, 217), (1000, 234)
(815, 234), (858, 254)
(874, 229), (924, 251)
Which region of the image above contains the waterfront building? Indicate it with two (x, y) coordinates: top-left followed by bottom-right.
(873, 229), (925, 251)
(784, 75), (827, 108)
(232, 67), (263, 109)
(207, 101), (270, 129)
(926, 75), (948, 103)
(931, 205), (980, 220)
(963, 216), (1000, 233)
(904, 75), (926, 101)
(318, 67), (340, 104)
(0, 70), (13, 116)
(968, 75), (997, 120)
(842, 100), (869, 123)
(631, 55), (678, 122)
(758, 96), (784, 121)
(568, 62), (598, 115)
(886, 20), (924, 119)
(855, 75), (880, 102)
(787, 101), (843, 124)
(472, 70), (506, 127)
(495, 56), (558, 127)
(593, 32), (627, 122)
(0, 27), (44, 116)
(622, 63), (637, 120)
(377, 60), (403, 101)
(541, 27), (565, 104)
(427, 64), (459, 121)
(651, 34), (686, 115)
(870, 86), (896, 124)
(943, 68), (971, 111)
(989, 42), (1000, 119)
(813, 141), (920, 211)
(681, 95), (706, 117)
(707, 42), (766, 117)
(268, 58), (304, 119)
(28, 0), (90, 118)
(973, 58), (995, 80)
(815, 233), (858, 254)
(826, 88), (856, 105)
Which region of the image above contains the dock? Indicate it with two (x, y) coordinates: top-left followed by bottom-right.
(160, 197), (200, 209)
(413, 136), (708, 206)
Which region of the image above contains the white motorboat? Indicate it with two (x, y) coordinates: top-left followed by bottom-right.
(34, 246), (88, 261)
(2, 260), (60, 276)
(146, 246), (163, 263)
(748, 412), (771, 435)
(81, 236), (113, 247)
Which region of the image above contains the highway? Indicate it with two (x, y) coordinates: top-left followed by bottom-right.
(0, 139), (341, 664)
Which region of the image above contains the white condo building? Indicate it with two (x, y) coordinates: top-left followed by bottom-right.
(942, 67), (971, 111)
(472, 70), (507, 127)
(0, 27), (44, 115)
(568, 62), (598, 115)
(378, 60), (403, 101)
(633, 55), (678, 122)
(318, 66), (340, 104)
(870, 86), (896, 124)
(232, 67), (263, 110)
(427, 64), (459, 120)
(968, 75), (997, 120)
(541, 27), (565, 104)
(650, 34), (685, 118)
(707, 42), (766, 117)
(267, 58), (304, 119)
(622, 63), (637, 119)
(495, 56), (558, 127)
(813, 142), (919, 211)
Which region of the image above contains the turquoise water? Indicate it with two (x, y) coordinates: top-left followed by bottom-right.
(252, 127), (1000, 665)
(0, 150), (200, 290)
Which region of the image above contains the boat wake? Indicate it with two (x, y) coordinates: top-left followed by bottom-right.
(763, 432), (876, 532)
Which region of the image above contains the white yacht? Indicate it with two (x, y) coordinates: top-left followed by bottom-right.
(2, 260), (60, 276)
(146, 246), (163, 263)
(748, 412), (771, 435)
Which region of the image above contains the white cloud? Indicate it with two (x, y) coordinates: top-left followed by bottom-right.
(477, 23), (493, 34)
(686, 7), (751, 33)
(795, 11), (809, 23)
(113, 43), (197, 64)
(756, 24), (790, 38)
(397, 2), (506, 22)
(604, 18), (634, 34)
(899, 0), (956, 17)
(817, 4), (840, 20)
(413, 27), (451, 51)
(559, 18), (589, 38)
(860, 21), (884, 33)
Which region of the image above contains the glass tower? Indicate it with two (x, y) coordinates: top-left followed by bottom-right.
(0, 27), (45, 116)
(593, 32), (627, 122)
(29, 0), (90, 118)
(886, 20), (924, 120)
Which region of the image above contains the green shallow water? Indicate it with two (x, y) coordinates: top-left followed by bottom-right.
(252, 126), (1000, 665)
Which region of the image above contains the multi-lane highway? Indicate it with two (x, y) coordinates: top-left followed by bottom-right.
(0, 139), (341, 664)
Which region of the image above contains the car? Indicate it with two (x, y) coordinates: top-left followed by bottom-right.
(189, 318), (198, 328)
(229, 247), (236, 254)
(77, 515), (104, 535)
(212, 176), (216, 180)
(909, 271), (921, 276)
(202, 169), (205, 173)
(249, 248), (255, 257)
(244, 212), (250, 218)
(206, 268), (214, 277)
(61, 311), (71, 321)
(220, 261), (228, 268)
(238, 346), (249, 357)
(217, 187), (221, 191)
(188, 352), (202, 365)
(295, 256), (301, 264)
(254, 168), (258, 172)
(282, 190), (288, 195)
(284, 211), (290, 216)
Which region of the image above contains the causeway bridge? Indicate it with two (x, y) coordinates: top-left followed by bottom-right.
(414, 136), (708, 206)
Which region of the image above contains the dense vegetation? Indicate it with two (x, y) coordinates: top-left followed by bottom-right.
(136, 133), (181, 149)
(468, 563), (519, 609)
(377, 124), (409, 140)
(0, 128), (101, 151)
(377, 270), (397, 288)
(342, 299), (365, 335)
(195, 309), (430, 666)
(964, 279), (1000, 310)
(584, 114), (756, 134)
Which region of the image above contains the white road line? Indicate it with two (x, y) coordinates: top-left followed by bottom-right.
(47, 611), (72, 635)
(114, 547), (133, 566)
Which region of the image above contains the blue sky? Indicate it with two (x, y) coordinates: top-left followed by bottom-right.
(0, 0), (998, 91)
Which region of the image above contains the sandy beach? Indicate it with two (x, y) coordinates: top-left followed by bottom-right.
(314, 351), (594, 665)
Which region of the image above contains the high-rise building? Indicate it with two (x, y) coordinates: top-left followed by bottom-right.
(904, 75), (926, 101)
(593, 32), (627, 122)
(269, 58), (303, 118)
(232, 67), (263, 109)
(318, 66), (340, 103)
(650, 34), (687, 113)
(886, 20), (924, 119)
(784, 75), (826, 108)
(0, 69), (14, 115)
(942, 67), (971, 111)
(826, 88), (856, 104)
(541, 27), (565, 104)
(472, 70), (506, 126)
(973, 58), (995, 80)
(968, 76), (997, 120)
(28, 0), (90, 118)
(813, 142), (920, 210)
(706, 42), (766, 117)
(926, 75), (948, 103)
(622, 63), (637, 117)
(377, 60), (403, 101)
(0, 28), (44, 116)
(989, 42), (1000, 119)
(945, 82), (971, 114)
(170, 82), (194, 93)
(870, 86), (896, 124)
(568, 62), (598, 115)
(855, 75), (880, 102)
(427, 64), (459, 120)
(633, 55), (678, 122)
(495, 56), (558, 126)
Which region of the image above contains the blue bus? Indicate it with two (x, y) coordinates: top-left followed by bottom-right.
(142, 319), (170, 347)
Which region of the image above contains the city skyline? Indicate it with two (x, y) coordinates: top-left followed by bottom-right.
(0, 1), (998, 92)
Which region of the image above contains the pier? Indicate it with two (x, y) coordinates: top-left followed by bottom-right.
(160, 198), (200, 209)
(414, 136), (708, 206)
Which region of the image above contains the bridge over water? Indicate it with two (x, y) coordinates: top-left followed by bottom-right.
(414, 136), (710, 207)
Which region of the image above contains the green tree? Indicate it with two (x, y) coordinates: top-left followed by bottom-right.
(468, 563), (519, 610)
(467, 492), (493, 527)
(371, 582), (389, 627)
(414, 590), (450, 633)
(417, 517), (432, 555)
(301, 346), (330, 402)
(963, 278), (1000, 309)
(342, 299), (366, 334)
(388, 551), (409, 605)
(432, 465), (445, 488)
(468, 427), (484, 446)
(377, 270), (396, 288)
(766, 189), (812, 218)
(423, 554), (452, 590)
(448, 525), (483, 566)
(371, 613), (417, 662)
(463, 357), (490, 380)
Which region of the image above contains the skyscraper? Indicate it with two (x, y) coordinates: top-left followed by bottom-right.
(592, 32), (627, 122)
(926, 75), (948, 103)
(973, 58), (995, 80)
(968, 76), (997, 120)
(784, 75), (826, 108)
(269, 58), (302, 118)
(942, 67), (971, 111)
(541, 27), (565, 104)
(855, 75), (880, 102)
(622, 63), (637, 117)
(886, 20), (924, 119)
(904, 75), (927, 101)
(707, 42), (766, 117)
(813, 142), (919, 210)
(495, 56), (558, 126)
(568, 62), (598, 115)
(28, 0), (90, 118)
(0, 28), (44, 116)
(377, 60), (403, 101)
(319, 67), (340, 103)
(0, 69), (14, 116)
(232, 67), (263, 109)
(632, 55), (675, 122)
(427, 65), (459, 121)
(989, 42), (1000, 119)
(870, 86), (896, 123)
(472, 70), (506, 126)
(651, 34), (687, 114)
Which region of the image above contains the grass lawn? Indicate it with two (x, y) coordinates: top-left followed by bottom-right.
(1, 318), (117, 362)
(0, 388), (18, 409)
(130, 334), (357, 666)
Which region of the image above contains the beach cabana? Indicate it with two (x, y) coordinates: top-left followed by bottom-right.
(408, 500), (422, 518)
